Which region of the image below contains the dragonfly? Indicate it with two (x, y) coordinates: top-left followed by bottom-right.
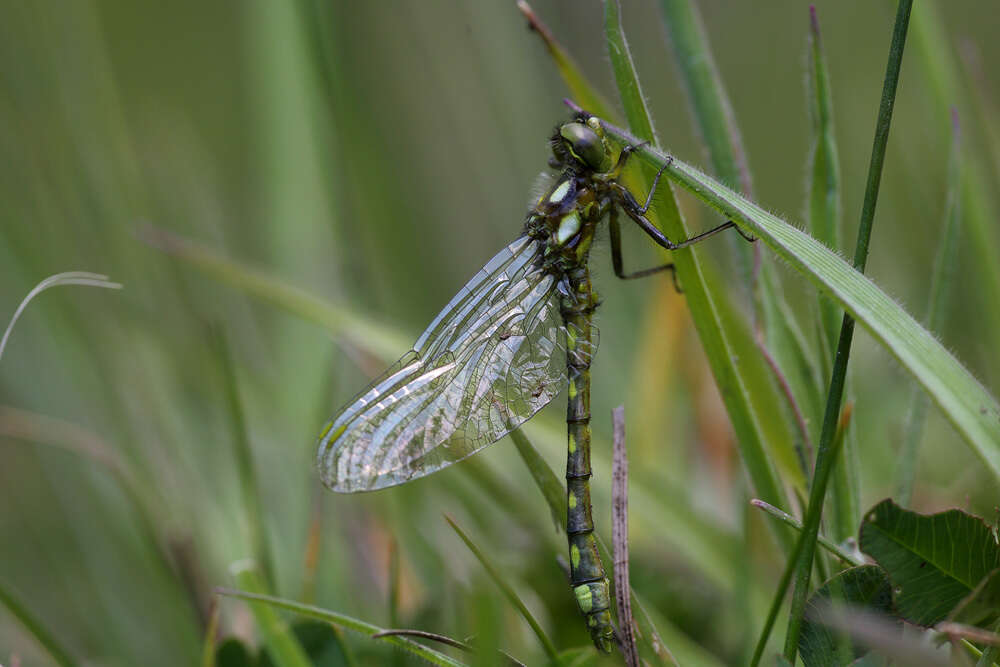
(316, 113), (747, 652)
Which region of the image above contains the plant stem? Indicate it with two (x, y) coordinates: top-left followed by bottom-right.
(782, 1), (913, 661)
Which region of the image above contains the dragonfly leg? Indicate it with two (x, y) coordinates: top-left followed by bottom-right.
(614, 182), (756, 250)
(609, 203), (682, 292)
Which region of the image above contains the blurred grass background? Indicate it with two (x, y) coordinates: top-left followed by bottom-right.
(2, 1), (999, 664)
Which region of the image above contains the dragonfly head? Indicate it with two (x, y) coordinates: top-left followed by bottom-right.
(554, 117), (613, 173)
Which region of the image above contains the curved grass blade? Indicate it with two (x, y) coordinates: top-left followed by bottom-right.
(216, 586), (466, 667)
(443, 514), (559, 661)
(371, 630), (526, 667)
(586, 112), (1000, 483)
(603, 0), (790, 516)
(0, 581), (77, 667)
(230, 562), (312, 667)
(0, 271), (122, 361)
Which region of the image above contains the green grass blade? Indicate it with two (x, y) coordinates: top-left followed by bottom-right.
(443, 515), (559, 661)
(0, 582), (78, 667)
(749, 500), (862, 566)
(807, 4), (858, 549)
(229, 562), (312, 667)
(806, 7), (843, 356)
(516, 1), (616, 121)
(216, 586), (466, 667)
(213, 328), (275, 591)
(656, 2), (822, 463)
(141, 226), (407, 360)
(509, 428), (565, 529)
(656, 0), (751, 195)
(895, 111), (963, 505)
(603, 0), (790, 517)
(911, 3), (1000, 339)
(201, 601), (220, 667)
(784, 2), (914, 661)
(748, 405), (853, 667)
(587, 111), (1000, 484)
(605, 0), (656, 144)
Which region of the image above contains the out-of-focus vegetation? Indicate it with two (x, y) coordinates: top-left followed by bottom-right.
(2, 1), (999, 665)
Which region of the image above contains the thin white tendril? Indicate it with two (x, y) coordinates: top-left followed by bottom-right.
(0, 272), (123, 362)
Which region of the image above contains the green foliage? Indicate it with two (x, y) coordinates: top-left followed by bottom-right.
(798, 566), (896, 667)
(860, 499), (1000, 627)
(3, 1), (1000, 665)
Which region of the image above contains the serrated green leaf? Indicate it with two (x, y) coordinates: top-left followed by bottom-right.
(859, 499), (1000, 626)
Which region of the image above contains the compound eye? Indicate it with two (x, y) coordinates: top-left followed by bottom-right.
(560, 122), (610, 172)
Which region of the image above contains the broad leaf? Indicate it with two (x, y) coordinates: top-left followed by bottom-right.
(859, 499), (1000, 626)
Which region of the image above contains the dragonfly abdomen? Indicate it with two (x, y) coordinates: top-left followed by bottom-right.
(561, 263), (614, 653)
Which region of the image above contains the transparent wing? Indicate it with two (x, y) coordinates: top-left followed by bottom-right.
(317, 236), (593, 493)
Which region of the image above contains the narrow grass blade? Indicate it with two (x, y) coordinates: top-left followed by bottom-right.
(443, 515), (559, 661)
(230, 561), (311, 667)
(213, 327), (275, 592)
(584, 102), (1000, 483)
(603, 0), (791, 517)
(140, 226), (406, 361)
(895, 110), (963, 504)
(201, 599), (220, 667)
(657, 2), (821, 466)
(611, 406), (639, 667)
(784, 3), (914, 661)
(0, 271), (121, 361)
(372, 629), (526, 666)
(749, 405), (854, 667)
(0, 582), (78, 667)
(655, 0), (756, 292)
(509, 428), (565, 529)
(216, 586), (466, 667)
(807, 4), (859, 549)
(806, 6), (844, 356)
(911, 3), (1000, 339)
(749, 500), (862, 566)
(656, 0), (752, 195)
(516, 1), (615, 121)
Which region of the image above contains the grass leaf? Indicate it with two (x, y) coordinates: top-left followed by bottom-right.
(216, 585), (466, 667)
(588, 113), (1000, 483)
(603, 0), (791, 517)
